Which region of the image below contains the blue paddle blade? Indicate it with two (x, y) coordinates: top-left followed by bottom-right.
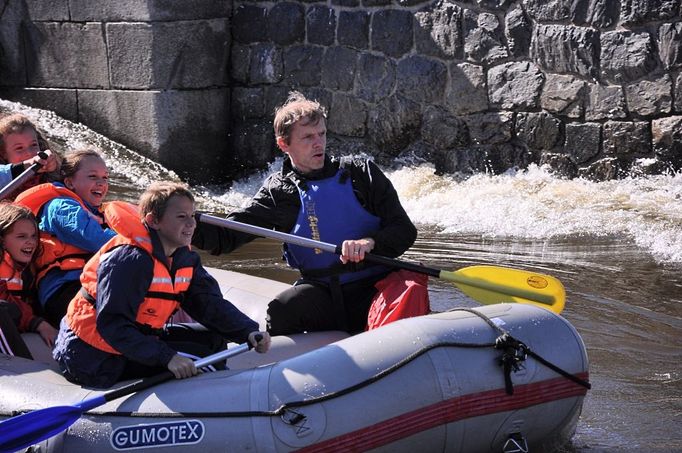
(0, 405), (83, 452)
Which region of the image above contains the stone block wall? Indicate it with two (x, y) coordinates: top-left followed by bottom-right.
(2, 0), (681, 181)
(0, 0), (233, 183)
(231, 0), (682, 180)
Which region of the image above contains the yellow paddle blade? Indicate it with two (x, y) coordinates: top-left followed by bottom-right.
(440, 265), (566, 314)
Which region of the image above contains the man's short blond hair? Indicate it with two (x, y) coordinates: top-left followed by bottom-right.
(273, 91), (327, 145)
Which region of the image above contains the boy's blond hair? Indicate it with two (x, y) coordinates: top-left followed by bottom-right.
(273, 91), (327, 145)
(139, 181), (195, 221)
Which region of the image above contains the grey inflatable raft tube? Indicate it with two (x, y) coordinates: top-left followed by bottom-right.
(0, 303), (588, 452)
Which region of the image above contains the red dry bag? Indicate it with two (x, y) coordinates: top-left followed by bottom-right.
(366, 269), (430, 330)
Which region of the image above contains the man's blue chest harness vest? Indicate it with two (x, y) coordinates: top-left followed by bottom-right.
(284, 168), (388, 284)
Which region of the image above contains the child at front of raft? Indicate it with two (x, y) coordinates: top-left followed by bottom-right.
(0, 203), (57, 357)
(14, 149), (117, 328)
(0, 113), (59, 200)
(53, 181), (271, 389)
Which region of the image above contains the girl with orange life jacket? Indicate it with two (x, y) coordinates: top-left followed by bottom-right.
(53, 182), (270, 389)
(0, 113), (59, 200)
(0, 203), (57, 358)
(15, 148), (116, 327)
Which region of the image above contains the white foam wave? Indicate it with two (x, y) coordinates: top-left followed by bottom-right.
(385, 164), (682, 262)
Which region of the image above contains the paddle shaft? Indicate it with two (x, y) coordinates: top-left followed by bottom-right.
(94, 342), (251, 408)
(0, 152), (48, 200)
(197, 214), (563, 309)
(199, 213), (440, 278)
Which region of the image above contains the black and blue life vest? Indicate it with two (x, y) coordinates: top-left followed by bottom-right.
(284, 168), (389, 284)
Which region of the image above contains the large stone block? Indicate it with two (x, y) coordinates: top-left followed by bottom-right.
(602, 121), (651, 156)
(321, 47), (358, 92)
(328, 93), (367, 137)
(371, 9), (413, 58)
(69, 0), (230, 21)
(249, 44), (283, 84)
(488, 61), (544, 109)
(25, 22), (109, 88)
(338, 11), (370, 50)
(356, 53), (395, 103)
(531, 24), (598, 78)
(396, 56), (447, 103)
(414, 1), (463, 59)
(230, 118), (277, 173)
(107, 20), (229, 90)
(77, 88), (231, 183)
(0, 87), (78, 122)
(505, 6), (531, 57)
(267, 2), (305, 46)
(565, 122), (601, 164)
(464, 10), (509, 65)
(233, 4), (268, 44)
(652, 116), (682, 170)
(585, 83), (627, 120)
(523, 0), (572, 21)
(601, 31), (658, 83)
(620, 0), (680, 26)
(368, 95), (421, 156)
(464, 111), (513, 145)
(515, 112), (562, 151)
(421, 105), (469, 149)
(541, 73), (585, 118)
(282, 45), (323, 86)
(571, 0), (620, 28)
(659, 22), (682, 70)
(446, 62), (488, 115)
(0, 21), (25, 86)
(231, 87), (265, 121)
(1, 0), (69, 21)
(307, 5), (336, 46)
(625, 75), (672, 117)
(673, 72), (682, 113)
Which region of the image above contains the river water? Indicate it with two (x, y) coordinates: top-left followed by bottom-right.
(2, 99), (681, 452)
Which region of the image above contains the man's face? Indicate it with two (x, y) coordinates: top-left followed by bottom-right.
(278, 118), (326, 174)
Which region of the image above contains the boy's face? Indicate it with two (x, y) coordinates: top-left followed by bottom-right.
(3, 129), (40, 163)
(2, 218), (38, 265)
(146, 195), (196, 255)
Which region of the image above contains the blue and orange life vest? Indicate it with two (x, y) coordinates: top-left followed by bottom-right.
(284, 168), (388, 284)
(15, 183), (108, 283)
(66, 201), (194, 354)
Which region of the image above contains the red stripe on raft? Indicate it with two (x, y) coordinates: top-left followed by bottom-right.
(297, 373), (589, 452)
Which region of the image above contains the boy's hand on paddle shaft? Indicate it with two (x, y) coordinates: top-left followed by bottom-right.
(340, 237), (375, 264)
(248, 331), (271, 353)
(167, 353), (197, 379)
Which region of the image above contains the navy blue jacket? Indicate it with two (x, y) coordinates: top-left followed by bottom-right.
(53, 228), (259, 388)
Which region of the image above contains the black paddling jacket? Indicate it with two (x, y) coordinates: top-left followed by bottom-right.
(192, 156), (417, 260)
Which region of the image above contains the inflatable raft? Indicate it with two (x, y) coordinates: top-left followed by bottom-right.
(0, 268), (590, 452)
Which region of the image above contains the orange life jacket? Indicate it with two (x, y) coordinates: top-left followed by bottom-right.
(66, 201), (194, 354)
(15, 183), (108, 282)
(0, 252), (24, 297)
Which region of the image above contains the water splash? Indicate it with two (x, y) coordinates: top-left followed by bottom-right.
(4, 98), (681, 263)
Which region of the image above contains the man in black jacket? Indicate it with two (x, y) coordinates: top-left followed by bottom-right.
(193, 91), (417, 335)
